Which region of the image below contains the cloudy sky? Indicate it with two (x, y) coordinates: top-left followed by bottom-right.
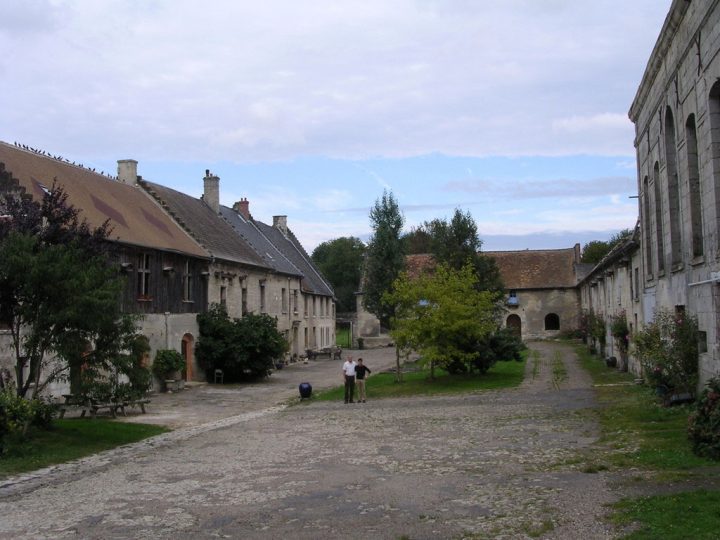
(0, 0), (672, 251)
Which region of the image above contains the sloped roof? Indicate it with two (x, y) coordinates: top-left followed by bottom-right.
(485, 247), (579, 289)
(219, 206), (302, 277)
(0, 142), (207, 257)
(405, 254), (435, 279)
(140, 180), (267, 268)
(254, 220), (334, 297)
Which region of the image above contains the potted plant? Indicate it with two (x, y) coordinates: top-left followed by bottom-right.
(152, 349), (185, 392)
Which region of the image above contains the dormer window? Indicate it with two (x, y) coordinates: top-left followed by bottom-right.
(507, 290), (518, 306)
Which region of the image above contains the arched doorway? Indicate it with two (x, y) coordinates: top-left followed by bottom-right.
(506, 314), (521, 337)
(181, 334), (194, 381)
(544, 313), (560, 331)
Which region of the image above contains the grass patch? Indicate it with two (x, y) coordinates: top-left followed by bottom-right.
(0, 419), (168, 478)
(612, 489), (720, 539)
(335, 326), (351, 348)
(531, 350), (541, 379)
(574, 344), (713, 471)
(313, 355), (526, 402)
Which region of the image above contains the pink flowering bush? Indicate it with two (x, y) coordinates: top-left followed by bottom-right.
(688, 377), (720, 460)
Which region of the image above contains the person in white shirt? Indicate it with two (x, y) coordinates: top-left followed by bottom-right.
(342, 356), (357, 403)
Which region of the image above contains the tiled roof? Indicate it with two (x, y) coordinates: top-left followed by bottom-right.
(405, 254), (435, 279)
(140, 180), (268, 268)
(219, 206), (302, 277)
(0, 142), (207, 257)
(485, 247), (579, 289)
(254, 220), (334, 297)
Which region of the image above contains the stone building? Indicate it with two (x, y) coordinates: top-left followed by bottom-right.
(578, 227), (643, 372)
(628, 0), (720, 385)
(487, 246), (591, 340)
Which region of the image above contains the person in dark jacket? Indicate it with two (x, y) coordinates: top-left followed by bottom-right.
(354, 358), (372, 403)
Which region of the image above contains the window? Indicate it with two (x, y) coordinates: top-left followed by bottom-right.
(642, 176), (653, 276)
(507, 290), (518, 305)
(633, 267), (640, 301)
(260, 281), (266, 313)
(312, 297), (316, 317)
(709, 81), (720, 251)
(137, 253), (151, 298)
(182, 261), (193, 302)
(304, 295), (308, 317)
(282, 288), (287, 313)
(686, 114), (704, 258)
(293, 289), (299, 314)
(544, 313), (560, 331)
(220, 286), (227, 308)
(665, 107), (682, 267)
(653, 161), (665, 274)
(241, 286), (248, 316)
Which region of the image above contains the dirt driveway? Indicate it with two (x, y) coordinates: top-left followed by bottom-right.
(0, 342), (619, 539)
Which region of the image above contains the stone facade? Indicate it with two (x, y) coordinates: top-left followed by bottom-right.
(628, 0), (720, 385)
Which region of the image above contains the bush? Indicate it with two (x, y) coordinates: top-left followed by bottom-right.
(633, 309), (699, 396)
(196, 305), (288, 381)
(152, 349), (185, 379)
(444, 327), (525, 375)
(688, 377), (720, 460)
(0, 386), (55, 452)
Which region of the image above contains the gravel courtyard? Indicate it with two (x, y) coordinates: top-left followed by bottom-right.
(0, 342), (620, 539)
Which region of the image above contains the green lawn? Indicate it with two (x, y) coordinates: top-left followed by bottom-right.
(313, 355), (526, 402)
(0, 419), (168, 478)
(336, 326), (351, 348)
(573, 343), (720, 539)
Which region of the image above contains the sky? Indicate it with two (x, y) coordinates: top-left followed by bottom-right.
(0, 0), (672, 252)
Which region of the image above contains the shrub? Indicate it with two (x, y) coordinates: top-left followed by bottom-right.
(688, 377), (720, 460)
(196, 305), (288, 381)
(610, 311), (630, 355)
(444, 327), (525, 375)
(633, 309), (699, 396)
(0, 385), (56, 452)
(152, 349), (185, 379)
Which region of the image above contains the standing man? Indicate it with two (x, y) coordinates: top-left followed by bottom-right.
(354, 358), (372, 403)
(342, 356), (357, 404)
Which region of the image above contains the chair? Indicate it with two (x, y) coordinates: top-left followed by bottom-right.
(214, 369), (224, 384)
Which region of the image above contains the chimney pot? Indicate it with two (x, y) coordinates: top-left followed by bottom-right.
(233, 198), (250, 219)
(203, 170), (220, 213)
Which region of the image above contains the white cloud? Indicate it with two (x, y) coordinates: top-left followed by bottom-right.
(0, 0), (670, 161)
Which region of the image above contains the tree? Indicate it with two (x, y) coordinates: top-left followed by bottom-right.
(402, 225), (432, 254)
(311, 236), (366, 313)
(0, 185), (138, 398)
(196, 305), (289, 381)
(580, 228), (633, 264)
(363, 190), (405, 328)
(426, 208), (503, 295)
(385, 264), (496, 379)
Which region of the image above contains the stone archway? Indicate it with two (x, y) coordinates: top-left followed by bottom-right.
(181, 333), (194, 381)
(506, 314), (521, 337)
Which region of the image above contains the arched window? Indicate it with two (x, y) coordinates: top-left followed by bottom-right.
(642, 176), (653, 275)
(685, 114), (704, 258)
(544, 313), (560, 331)
(653, 161), (665, 274)
(664, 107), (682, 267)
(709, 81), (720, 251)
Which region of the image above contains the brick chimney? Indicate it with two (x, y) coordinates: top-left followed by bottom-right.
(203, 169), (220, 213)
(117, 159), (138, 185)
(233, 198), (250, 220)
(273, 215), (288, 235)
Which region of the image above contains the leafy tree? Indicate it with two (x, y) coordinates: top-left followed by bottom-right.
(385, 264), (496, 379)
(311, 236), (366, 313)
(580, 228), (633, 264)
(426, 208), (503, 295)
(363, 190), (405, 328)
(402, 225), (432, 254)
(0, 185), (138, 398)
(196, 305), (289, 381)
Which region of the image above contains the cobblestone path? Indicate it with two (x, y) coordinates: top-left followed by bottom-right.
(0, 342), (619, 539)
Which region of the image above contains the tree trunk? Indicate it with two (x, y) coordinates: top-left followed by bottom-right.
(395, 346), (402, 383)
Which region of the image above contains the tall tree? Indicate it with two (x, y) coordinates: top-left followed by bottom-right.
(427, 208), (503, 294)
(402, 225), (432, 254)
(311, 236), (366, 313)
(0, 184), (137, 398)
(363, 190), (405, 328)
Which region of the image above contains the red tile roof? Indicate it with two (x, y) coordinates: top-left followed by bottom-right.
(0, 142), (208, 257)
(485, 247), (579, 289)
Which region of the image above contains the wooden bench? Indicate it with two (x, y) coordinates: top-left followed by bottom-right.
(58, 395), (150, 418)
(306, 347), (342, 360)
